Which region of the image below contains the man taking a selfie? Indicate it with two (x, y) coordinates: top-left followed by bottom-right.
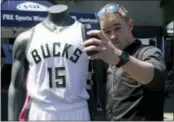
(84, 3), (167, 121)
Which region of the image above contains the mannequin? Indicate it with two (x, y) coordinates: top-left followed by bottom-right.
(8, 4), (92, 121)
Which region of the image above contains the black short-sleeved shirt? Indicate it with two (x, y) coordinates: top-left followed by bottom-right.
(106, 40), (167, 121)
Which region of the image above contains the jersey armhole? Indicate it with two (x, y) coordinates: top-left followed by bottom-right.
(25, 27), (35, 56)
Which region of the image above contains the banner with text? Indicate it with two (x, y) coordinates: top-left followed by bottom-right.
(1, 1), (100, 37)
(2, 12), (100, 29)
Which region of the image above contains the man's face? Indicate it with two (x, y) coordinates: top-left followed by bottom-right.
(100, 13), (133, 50)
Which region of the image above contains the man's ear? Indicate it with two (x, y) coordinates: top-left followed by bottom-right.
(128, 19), (134, 31)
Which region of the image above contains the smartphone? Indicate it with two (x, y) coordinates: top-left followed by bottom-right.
(85, 34), (100, 56)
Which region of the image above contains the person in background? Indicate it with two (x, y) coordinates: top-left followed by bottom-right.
(2, 39), (13, 90)
(1, 47), (5, 70)
(84, 3), (167, 121)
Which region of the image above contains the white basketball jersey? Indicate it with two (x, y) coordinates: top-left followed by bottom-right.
(26, 20), (89, 111)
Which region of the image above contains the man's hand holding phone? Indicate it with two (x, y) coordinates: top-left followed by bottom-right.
(84, 30), (121, 65)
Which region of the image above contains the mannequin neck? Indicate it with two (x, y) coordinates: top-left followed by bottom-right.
(47, 5), (74, 26)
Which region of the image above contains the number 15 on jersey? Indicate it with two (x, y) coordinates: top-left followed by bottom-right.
(47, 67), (66, 88)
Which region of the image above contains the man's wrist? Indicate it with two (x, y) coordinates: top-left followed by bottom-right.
(115, 49), (130, 67)
(114, 48), (122, 65)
